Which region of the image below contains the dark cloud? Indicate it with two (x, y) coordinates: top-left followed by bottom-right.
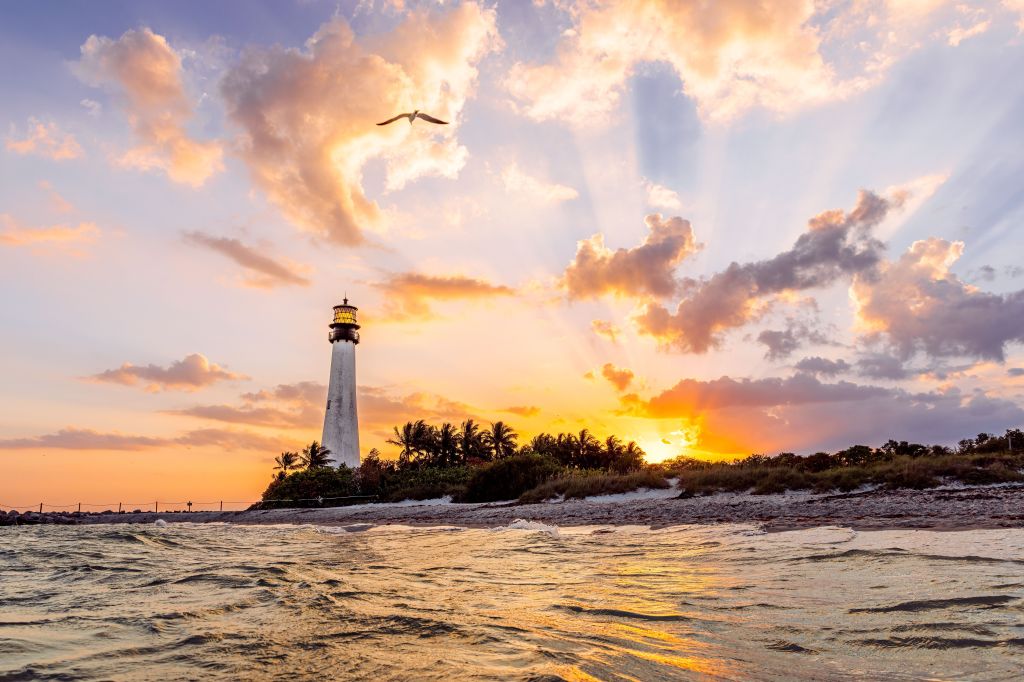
(87, 353), (247, 392)
(374, 272), (513, 320)
(563, 214), (700, 299)
(600, 363), (634, 391)
(852, 238), (1024, 361)
(854, 353), (910, 380)
(794, 356), (851, 376)
(1008, 368), (1024, 377)
(757, 321), (831, 361)
(636, 190), (901, 353)
(184, 232), (311, 288)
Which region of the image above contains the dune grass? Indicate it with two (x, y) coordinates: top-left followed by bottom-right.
(519, 469), (670, 504)
(672, 451), (1024, 497)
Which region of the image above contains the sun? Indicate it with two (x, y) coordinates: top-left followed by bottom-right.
(636, 419), (702, 464)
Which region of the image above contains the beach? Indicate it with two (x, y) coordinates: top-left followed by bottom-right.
(6, 482), (1022, 531)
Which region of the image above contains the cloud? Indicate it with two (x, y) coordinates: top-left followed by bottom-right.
(183, 231), (312, 288)
(591, 319), (621, 343)
(600, 363), (634, 391)
(171, 381), (326, 428)
(505, 0), (963, 126)
(757, 321), (831, 361)
(220, 5), (499, 245)
(5, 118), (82, 160)
(563, 213), (700, 300)
(0, 214), (98, 252)
(852, 238), (1024, 361)
(621, 372), (1024, 454)
(644, 181), (682, 210)
(76, 28), (223, 186)
(501, 162), (578, 203)
(357, 385), (475, 440)
(39, 181), (74, 214)
(1008, 368), (1024, 377)
(80, 99), (102, 117)
(0, 426), (287, 452)
(374, 272), (513, 320)
(794, 356), (851, 377)
(503, 405), (540, 417)
(854, 352), (910, 380)
(88, 353), (247, 392)
(636, 190), (901, 352)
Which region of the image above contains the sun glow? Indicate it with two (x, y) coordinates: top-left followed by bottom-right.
(636, 419), (702, 464)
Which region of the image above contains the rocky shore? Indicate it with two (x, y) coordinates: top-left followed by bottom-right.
(3, 483), (1023, 531)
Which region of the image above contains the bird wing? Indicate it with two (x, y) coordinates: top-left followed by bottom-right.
(416, 113), (448, 125)
(376, 113), (409, 126)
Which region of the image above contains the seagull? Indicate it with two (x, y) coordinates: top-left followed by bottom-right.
(376, 110), (448, 126)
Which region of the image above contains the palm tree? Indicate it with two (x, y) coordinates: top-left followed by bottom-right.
(576, 429), (602, 468)
(300, 440), (332, 469)
(458, 419), (488, 463)
(483, 421), (518, 459)
(388, 422), (419, 462)
(388, 420), (434, 466)
(274, 451), (299, 478)
(434, 422), (460, 467)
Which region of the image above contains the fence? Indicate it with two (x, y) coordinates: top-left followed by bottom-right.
(0, 495), (378, 515)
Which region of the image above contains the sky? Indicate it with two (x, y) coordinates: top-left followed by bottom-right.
(2, 0), (1024, 508)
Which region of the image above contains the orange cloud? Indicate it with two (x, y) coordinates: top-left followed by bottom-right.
(591, 319), (621, 343)
(600, 363), (634, 392)
(87, 353), (247, 392)
(374, 272), (514, 320)
(5, 118), (82, 160)
(184, 232), (312, 288)
(563, 213), (699, 300)
(220, 4), (499, 244)
(77, 28), (223, 186)
(503, 405), (540, 417)
(0, 214), (98, 252)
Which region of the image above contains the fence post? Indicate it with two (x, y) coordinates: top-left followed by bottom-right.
(78, 503), (81, 513)
(155, 501), (158, 513)
(39, 503), (43, 513)
(220, 501), (223, 512)
(118, 502), (122, 513)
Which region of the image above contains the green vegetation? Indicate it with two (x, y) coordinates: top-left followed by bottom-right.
(668, 429), (1024, 496)
(260, 425), (1024, 508)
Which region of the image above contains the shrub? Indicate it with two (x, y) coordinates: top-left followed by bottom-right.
(458, 453), (562, 502)
(260, 466), (358, 507)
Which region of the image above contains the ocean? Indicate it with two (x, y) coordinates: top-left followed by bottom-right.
(1, 522), (1022, 680)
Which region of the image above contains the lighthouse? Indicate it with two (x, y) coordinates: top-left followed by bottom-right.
(321, 298), (361, 469)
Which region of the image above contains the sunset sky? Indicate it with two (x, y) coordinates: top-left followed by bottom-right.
(3, 0), (1024, 507)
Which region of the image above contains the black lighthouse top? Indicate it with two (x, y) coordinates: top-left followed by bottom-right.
(329, 298), (360, 344)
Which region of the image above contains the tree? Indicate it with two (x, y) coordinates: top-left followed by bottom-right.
(612, 441), (645, 473)
(388, 420), (434, 466)
(574, 429), (603, 468)
(433, 422), (460, 467)
(274, 451), (299, 479)
(300, 441), (333, 469)
(458, 419), (489, 462)
(483, 421), (518, 459)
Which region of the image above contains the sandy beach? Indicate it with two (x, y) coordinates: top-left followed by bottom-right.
(7, 482), (1022, 531)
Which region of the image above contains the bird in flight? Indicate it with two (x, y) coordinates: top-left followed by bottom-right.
(376, 109), (448, 126)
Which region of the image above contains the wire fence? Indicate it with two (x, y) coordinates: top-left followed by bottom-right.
(0, 495), (378, 514)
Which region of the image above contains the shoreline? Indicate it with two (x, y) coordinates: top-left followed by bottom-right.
(4, 483), (1023, 532)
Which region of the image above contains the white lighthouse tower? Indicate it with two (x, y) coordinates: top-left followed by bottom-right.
(321, 298), (361, 469)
